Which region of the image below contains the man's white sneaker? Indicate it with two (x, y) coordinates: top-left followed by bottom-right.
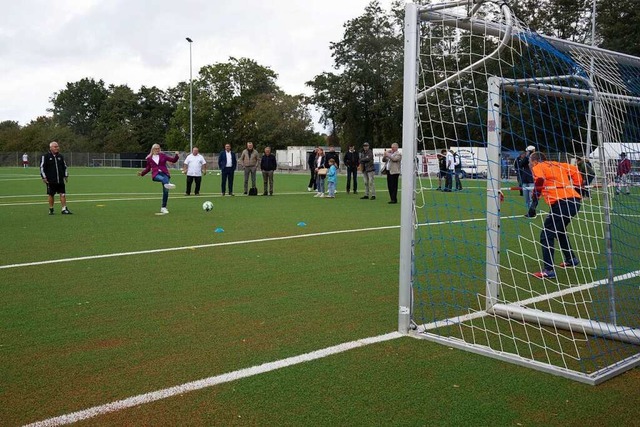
(319, 193), (325, 198)
(164, 183), (176, 190)
(314, 192), (321, 197)
(160, 207), (169, 214)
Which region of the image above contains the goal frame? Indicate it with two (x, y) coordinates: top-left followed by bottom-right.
(399, 0), (640, 385)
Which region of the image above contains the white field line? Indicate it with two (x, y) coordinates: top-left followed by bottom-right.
(0, 193), (159, 199)
(0, 190), (385, 207)
(0, 216), (500, 270)
(24, 332), (404, 427)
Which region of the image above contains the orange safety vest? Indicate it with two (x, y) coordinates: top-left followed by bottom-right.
(532, 161), (583, 205)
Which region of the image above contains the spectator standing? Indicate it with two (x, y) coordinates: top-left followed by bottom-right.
(327, 158), (338, 198)
(239, 142), (259, 195)
(314, 147), (327, 198)
(437, 149), (447, 190)
(183, 147), (207, 196)
(325, 145), (340, 169)
(616, 152), (632, 195)
(138, 143), (179, 215)
(453, 150), (463, 191)
(218, 144), (237, 196)
(382, 143), (402, 204)
(443, 149), (455, 192)
(359, 142), (376, 200)
(576, 157), (595, 198)
(260, 146), (277, 196)
(343, 145), (359, 194)
(307, 147), (318, 192)
(519, 146), (536, 217)
(502, 156), (510, 179)
(22, 153), (29, 168)
(514, 152), (525, 196)
(529, 152), (583, 279)
(40, 141), (72, 215)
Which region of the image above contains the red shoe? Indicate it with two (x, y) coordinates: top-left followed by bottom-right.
(559, 259), (580, 268)
(532, 270), (556, 279)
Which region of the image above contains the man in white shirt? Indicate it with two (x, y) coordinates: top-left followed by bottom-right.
(182, 147), (207, 195)
(444, 149), (455, 192)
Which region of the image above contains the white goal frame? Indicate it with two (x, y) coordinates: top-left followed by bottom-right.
(398, 1), (640, 385)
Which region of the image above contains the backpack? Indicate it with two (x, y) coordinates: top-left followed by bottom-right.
(248, 187), (258, 196)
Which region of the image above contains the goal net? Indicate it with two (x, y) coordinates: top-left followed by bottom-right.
(398, 1), (640, 384)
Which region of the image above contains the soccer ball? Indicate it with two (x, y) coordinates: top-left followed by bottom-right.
(202, 201), (213, 212)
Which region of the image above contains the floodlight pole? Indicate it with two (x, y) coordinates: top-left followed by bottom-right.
(186, 37), (194, 153)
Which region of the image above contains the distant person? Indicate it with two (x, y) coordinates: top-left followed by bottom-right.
(307, 147), (318, 192)
(22, 153), (29, 168)
(218, 144), (237, 196)
(576, 157), (595, 198)
(138, 143), (179, 215)
(501, 156), (510, 179)
(239, 141), (259, 195)
(519, 146), (536, 217)
(616, 152), (632, 195)
(514, 152), (525, 196)
(325, 145), (340, 169)
(382, 143), (402, 204)
(359, 142), (376, 200)
(326, 158), (338, 198)
(260, 146), (277, 196)
(182, 147), (207, 196)
(529, 152), (583, 279)
(443, 149), (455, 192)
(453, 150), (462, 190)
(343, 145), (359, 194)
(40, 141), (72, 215)
(437, 149), (447, 190)
(314, 147), (327, 198)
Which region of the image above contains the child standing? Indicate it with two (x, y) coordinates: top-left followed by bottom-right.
(327, 158), (338, 198)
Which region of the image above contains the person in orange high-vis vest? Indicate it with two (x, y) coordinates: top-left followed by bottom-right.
(529, 152), (583, 279)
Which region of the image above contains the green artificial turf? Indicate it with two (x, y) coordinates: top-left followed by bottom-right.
(1, 167), (639, 426)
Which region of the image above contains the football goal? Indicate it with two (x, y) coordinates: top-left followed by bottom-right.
(399, 1), (640, 384)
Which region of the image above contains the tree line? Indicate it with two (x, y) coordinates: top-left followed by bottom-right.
(1, 0), (638, 154)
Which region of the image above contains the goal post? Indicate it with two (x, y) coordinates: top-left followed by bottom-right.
(400, 0), (640, 385)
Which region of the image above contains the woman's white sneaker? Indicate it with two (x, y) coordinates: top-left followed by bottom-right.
(160, 207), (169, 214)
(164, 183), (176, 190)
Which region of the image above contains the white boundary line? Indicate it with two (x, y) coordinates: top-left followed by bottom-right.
(24, 332), (403, 427)
(1, 216), (497, 270)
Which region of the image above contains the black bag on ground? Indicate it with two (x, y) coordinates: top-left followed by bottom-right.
(248, 187), (258, 196)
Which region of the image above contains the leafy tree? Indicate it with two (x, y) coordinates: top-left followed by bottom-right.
(598, 0), (640, 56)
(308, 1), (403, 148)
(13, 117), (91, 152)
(0, 121), (21, 151)
(50, 78), (108, 137)
(94, 84), (140, 152)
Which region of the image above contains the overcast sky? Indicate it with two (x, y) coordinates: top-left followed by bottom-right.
(0, 0), (398, 130)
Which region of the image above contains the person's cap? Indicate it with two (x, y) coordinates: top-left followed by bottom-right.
(621, 152), (627, 157)
(526, 145), (535, 152)
(363, 142), (370, 146)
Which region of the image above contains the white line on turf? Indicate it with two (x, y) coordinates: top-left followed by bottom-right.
(1, 216), (501, 270)
(24, 332), (404, 427)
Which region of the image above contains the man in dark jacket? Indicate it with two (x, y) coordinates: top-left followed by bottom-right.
(40, 140), (72, 215)
(260, 146), (277, 196)
(307, 147), (317, 191)
(218, 144), (237, 196)
(325, 145), (340, 168)
(343, 145), (359, 194)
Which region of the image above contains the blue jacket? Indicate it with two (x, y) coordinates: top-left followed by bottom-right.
(218, 150), (237, 170)
(327, 165), (338, 183)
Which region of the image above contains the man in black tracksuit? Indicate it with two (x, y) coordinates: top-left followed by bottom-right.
(40, 140), (72, 215)
(343, 145), (359, 194)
